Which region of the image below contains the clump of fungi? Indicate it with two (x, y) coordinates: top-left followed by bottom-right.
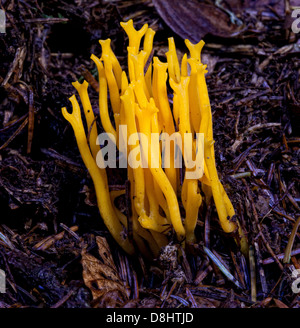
(62, 20), (248, 259)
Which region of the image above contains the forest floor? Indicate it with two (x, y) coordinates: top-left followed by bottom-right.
(0, 0), (299, 308)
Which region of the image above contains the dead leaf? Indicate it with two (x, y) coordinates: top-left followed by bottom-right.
(273, 298), (289, 308)
(152, 0), (243, 42)
(152, 0), (289, 42)
(260, 297), (273, 307)
(81, 185), (97, 207)
(225, 0), (285, 17)
(81, 236), (130, 306)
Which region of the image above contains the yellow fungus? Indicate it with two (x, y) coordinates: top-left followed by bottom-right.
(166, 37), (181, 83)
(143, 27), (156, 64)
(152, 57), (177, 192)
(62, 95), (134, 255)
(101, 53), (120, 115)
(90, 54), (117, 143)
(185, 39), (205, 62)
(62, 20), (248, 258)
(120, 19), (148, 55)
(181, 53), (188, 78)
(99, 39), (122, 89)
(72, 80), (100, 159)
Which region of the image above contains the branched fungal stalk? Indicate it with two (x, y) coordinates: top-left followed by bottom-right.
(62, 20), (248, 258)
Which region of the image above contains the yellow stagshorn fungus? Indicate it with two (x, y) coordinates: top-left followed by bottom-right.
(62, 20), (248, 258)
